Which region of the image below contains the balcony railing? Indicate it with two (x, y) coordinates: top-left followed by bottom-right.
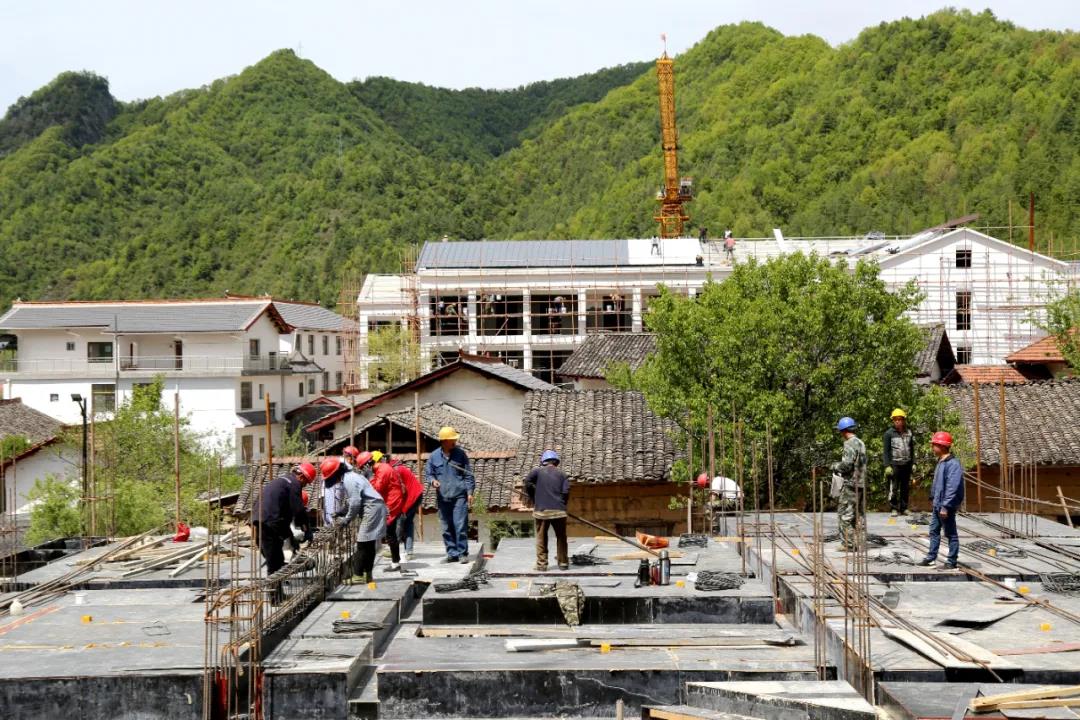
(0, 354), (297, 377)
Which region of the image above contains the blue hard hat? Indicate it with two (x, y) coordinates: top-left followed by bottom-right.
(540, 450), (560, 465)
(835, 417), (857, 432)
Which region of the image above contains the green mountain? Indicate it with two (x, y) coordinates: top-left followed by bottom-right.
(0, 9), (1076, 310)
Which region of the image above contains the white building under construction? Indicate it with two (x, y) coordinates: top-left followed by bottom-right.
(357, 227), (1075, 387)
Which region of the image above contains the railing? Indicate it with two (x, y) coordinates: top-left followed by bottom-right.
(0, 354), (297, 376)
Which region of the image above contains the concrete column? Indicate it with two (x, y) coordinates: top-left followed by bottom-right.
(467, 291), (478, 354)
(577, 290), (587, 335)
(521, 289), (532, 339)
(523, 345), (533, 372)
(418, 291), (431, 370)
(632, 288), (643, 332)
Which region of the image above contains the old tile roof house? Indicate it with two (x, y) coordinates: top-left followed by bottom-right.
(558, 333), (657, 388)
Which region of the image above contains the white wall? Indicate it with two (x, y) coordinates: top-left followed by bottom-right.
(326, 367), (529, 440)
(4, 443), (75, 514)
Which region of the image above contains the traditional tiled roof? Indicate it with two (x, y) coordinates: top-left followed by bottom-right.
(403, 456), (524, 511)
(943, 364), (1028, 385)
(458, 356), (556, 391)
(1007, 333), (1069, 364)
(233, 458), (323, 517)
(0, 399), (62, 447)
(333, 403), (519, 455)
(941, 379), (1080, 465)
(914, 323), (955, 377)
(557, 333), (657, 379)
(516, 390), (680, 484)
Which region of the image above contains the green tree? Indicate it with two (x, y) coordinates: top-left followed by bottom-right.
(629, 253), (931, 504)
(26, 376), (241, 541)
(367, 325), (423, 390)
(0, 434), (31, 459)
(1036, 285), (1080, 371)
(24, 476), (82, 545)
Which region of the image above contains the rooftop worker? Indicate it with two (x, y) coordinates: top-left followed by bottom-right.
(425, 426), (475, 564)
(831, 417), (867, 552)
(723, 231), (736, 261)
(254, 462), (315, 577)
(390, 453), (424, 562)
(342, 445), (361, 471)
(371, 452), (405, 572)
(323, 455), (350, 526)
(354, 450), (375, 480)
(525, 450), (571, 572)
(918, 432), (963, 570)
(883, 408), (915, 517)
(323, 456), (387, 584)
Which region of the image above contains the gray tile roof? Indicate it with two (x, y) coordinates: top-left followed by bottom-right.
(402, 456), (522, 511)
(915, 323), (955, 378)
(558, 333), (657, 379)
(0, 301), (269, 333)
(460, 357), (556, 391)
(0, 299), (349, 334)
(941, 379), (1080, 465)
(273, 301), (350, 331)
(0, 399), (62, 447)
(351, 403), (520, 454)
(516, 390), (681, 484)
(418, 239), (630, 269)
(233, 458), (323, 517)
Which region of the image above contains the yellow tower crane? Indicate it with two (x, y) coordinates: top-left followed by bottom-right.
(654, 36), (692, 238)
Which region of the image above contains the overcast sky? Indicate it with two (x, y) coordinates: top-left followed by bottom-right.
(2, 1), (1077, 112)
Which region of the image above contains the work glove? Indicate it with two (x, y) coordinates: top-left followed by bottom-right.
(884, 466), (894, 478)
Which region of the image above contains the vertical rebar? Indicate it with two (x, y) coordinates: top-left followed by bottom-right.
(973, 380), (983, 513)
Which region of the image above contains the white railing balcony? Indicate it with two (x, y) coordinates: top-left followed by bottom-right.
(0, 354), (299, 377)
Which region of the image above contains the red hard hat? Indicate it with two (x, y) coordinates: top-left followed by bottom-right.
(319, 457), (342, 480)
(355, 451), (374, 467)
(695, 472), (709, 488)
(301, 490), (310, 506)
(294, 462), (316, 485)
(342, 446), (360, 460)
(931, 431), (953, 447)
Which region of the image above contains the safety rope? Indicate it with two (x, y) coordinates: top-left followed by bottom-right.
(1041, 573), (1080, 595)
(694, 571), (745, 591)
(570, 552), (609, 566)
(677, 533), (709, 548)
(332, 620), (385, 635)
(433, 569), (490, 593)
(968, 539), (1028, 558)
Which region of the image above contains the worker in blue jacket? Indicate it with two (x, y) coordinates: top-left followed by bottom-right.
(425, 426), (475, 564)
(918, 431), (964, 570)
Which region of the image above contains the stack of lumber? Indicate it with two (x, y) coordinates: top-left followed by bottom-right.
(970, 685), (1080, 714)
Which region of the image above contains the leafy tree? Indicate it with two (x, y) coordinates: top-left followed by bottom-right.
(277, 422), (311, 457)
(625, 252), (959, 504)
(24, 476), (82, 545)
(1036, 285), (1080, 371)
(0, 434), (31, 459)
(26, 376), (240, 541)
(367, 325), (423, 390)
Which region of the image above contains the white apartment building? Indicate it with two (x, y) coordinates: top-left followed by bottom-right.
(0, 296), (350, 464)
(357, 228), (1075, 386)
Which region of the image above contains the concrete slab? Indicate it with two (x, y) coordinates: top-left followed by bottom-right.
(264, 636), (373, 720)
(878, 682), (1075, 720)
(742, 512), (1080, 540)
(371, 541), (485, 583)
(376, 634), (821, 718)
(291, 599), (399, 654)
(685, 680), (876, 720)
(13, 537), (260, 590)
(0, 589), (206, 719)
(421, 576), (774, 625)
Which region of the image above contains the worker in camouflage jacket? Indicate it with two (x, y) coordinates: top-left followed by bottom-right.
(831, 417), (867, 551)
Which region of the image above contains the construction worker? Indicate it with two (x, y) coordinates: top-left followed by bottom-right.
(342, 445), (361, 471)
(371, 452), (405, 571)
(326, 446), (363, 524)
(525, 450), (570, 571)
(883, 409), (915, 517)
(254, 462), (316, 576)
(323, 456), (387, 584)
(390, 454), (424, 561)
(723, 230), (736, 261)
(918, 432), (963, 570)
(425, 426), (475, 564)
(831, 417), (867, 551)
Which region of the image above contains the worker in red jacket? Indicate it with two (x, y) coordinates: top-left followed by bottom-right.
(371, 454), (405, 571)
(392, 455), (424, 561)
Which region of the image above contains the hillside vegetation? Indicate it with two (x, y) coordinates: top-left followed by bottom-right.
(0, 9), (1076, 309)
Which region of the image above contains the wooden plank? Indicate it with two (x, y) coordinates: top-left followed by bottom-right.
(610, 551), (685, 561)
(983, 698), (1080, 711)
(930, 631), (1020, 671)
(505, 638), (584, 652)
(881, 627), (981, 670)
(992, 642), (1080, 657)
(971, 685), (1080, 710)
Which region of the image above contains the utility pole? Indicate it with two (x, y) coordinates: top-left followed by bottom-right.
(71, 394), (88, 540)
(174, 392), (181, 532)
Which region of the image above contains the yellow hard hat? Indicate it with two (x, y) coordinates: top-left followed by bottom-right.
(437, 426), (460, 441)
(371, 450), (384, 463)
(890, 408), (907, 419)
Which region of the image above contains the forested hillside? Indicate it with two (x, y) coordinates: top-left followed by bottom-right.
(0, 9), (1076, 309)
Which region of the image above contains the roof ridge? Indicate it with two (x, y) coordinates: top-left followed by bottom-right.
(436, 402), (522, 439)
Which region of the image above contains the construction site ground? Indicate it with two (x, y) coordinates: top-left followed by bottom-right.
(2, 512), (1080, 719)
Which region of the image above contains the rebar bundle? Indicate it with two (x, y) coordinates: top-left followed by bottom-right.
(677, 533), (709, 548)
(968, 539), (1027, 558)
(694, 571), (745, 591)
(1041, 573), (1080, 595)
(433, 569), (490, 593)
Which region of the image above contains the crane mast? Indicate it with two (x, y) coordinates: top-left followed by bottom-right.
(654, 49), (692, 238)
